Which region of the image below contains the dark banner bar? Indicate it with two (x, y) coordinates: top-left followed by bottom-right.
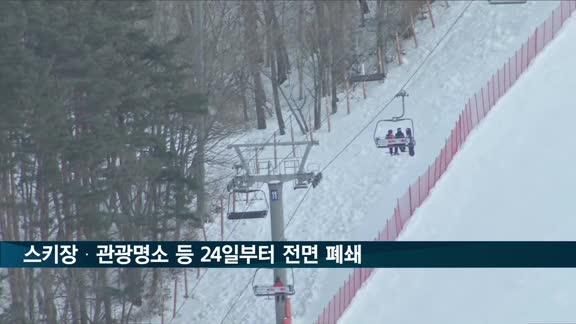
(1, 241), (576, 268)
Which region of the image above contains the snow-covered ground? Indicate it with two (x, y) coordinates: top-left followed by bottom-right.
(163, 1), (563, 323)
(338, 12), (576, 324)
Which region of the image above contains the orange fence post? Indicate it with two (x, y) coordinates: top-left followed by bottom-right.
(534, 27), (538, 64)
(474, 95), (480, 124)
(492, 74), (496, 109)
(408, 185), (413, 215)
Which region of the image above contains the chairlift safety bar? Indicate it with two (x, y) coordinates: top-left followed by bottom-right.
(253, 285), (295, 296)
(375, 137), (413, 147)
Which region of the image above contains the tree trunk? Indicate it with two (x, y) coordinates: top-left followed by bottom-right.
(78, 271), (89, 324)
(69, 270), (80, 324)
(195, 116), (208, 221)
(297, 1), (304, 100)
(313, 0), (328, 129)
(328, 2), (340, 114)
(239, 70), (250, 123)
(266, 1), (290, 85)
(264, 1), (286, 135)
(93, 272), (102, 324)
(314, 54), (322, 130)
(359, 0), (370, 26)
(103, 270), (112, 324)
(1, 169), (27, 324)
(116, 112), (143, 309)
(376, 0), (387, 72)
(26, 268), (34, 324)
(37, 157), (58, 324)
(270, 53), (286, 135)
(242, 0), (267, 129)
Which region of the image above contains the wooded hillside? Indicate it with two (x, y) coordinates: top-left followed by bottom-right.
(0, 1), (427, 322)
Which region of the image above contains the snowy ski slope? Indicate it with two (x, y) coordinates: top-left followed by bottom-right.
(164, 1), (562, 323)
(338, 13), (576, 324)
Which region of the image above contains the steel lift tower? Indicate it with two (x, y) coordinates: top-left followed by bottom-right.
(226, 139), (322, 324)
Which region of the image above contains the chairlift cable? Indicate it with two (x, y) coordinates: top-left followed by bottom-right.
(215, 274), (255, 324)
(177, 2), (474, 323)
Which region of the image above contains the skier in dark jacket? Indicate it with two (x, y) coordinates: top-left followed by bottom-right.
(385, 129), (395, 155)
(395, 128), (405, 154)
(405, 127), (415, 156)
(406, 128), (412, 138)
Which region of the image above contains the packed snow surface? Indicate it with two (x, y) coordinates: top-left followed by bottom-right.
(338, 12), (576, 324)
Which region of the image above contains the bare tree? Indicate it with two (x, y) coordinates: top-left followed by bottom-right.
(267, 1), (291, 85)
(297, 1), (306, 100)
(263, 1), (286, 135)
(241, 0), (267, 129)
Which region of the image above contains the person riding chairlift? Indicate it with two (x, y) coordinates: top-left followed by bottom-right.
(395, 128), (405, 154)
(385, 129), (395, 156)
(274, 276), (285, 301)
(274, 277), (283, 287)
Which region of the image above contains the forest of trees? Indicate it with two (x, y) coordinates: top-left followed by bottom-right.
(0, 1), (427, 322)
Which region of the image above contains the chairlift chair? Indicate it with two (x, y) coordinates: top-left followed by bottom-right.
(293, 173), (312, 189)
(293, 172), (321, 190)
(252, 268), (296, 298)
(373, 118), (416, 156)
(293, 181), (309, 190)
(347, 72), (386, 83)
(373, 90), (416, 156)
(227, 189), (269, 220)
